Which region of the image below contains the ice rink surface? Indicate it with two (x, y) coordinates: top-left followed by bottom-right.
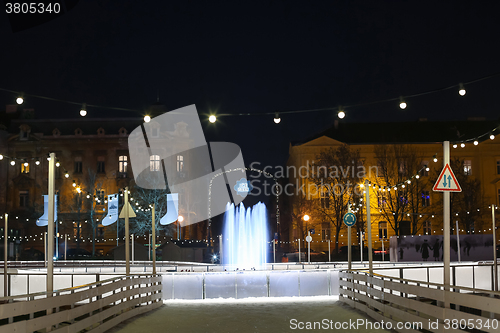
(108, 296), (390, 333)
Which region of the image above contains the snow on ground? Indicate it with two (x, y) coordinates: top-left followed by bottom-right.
(108, 296), (390, 333)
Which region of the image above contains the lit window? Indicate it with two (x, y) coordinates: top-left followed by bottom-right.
(377, 192), (387, 208)
(119, 155), (127, 173)
(423, 220), (431, 235)
(21, 162), (29, 174)
(464, 160), (472, 175)
(176, 155), (184, 172)
(321, 223), (330, 240)
(421, 190), (430, 207)
(150, 155), (160, 171)
(378, 222), (387, 239)
(96, 190), (105, 205)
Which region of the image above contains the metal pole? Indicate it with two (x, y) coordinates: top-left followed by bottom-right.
(64, 235), (67, 261)
(348, 226), (352, 270)
(456, 220), (461, 263)
(273, 238), (276, 263)
(125, 187), (130, 275)
(298, 239), (301, 262)
(132, 233), (135, 265)
(3, 213), (8, 297)
(44, 232), (47, 266)
(443, 141), (450, 293)
(219, 234), (223, 265)
(382, 239), (385, 262)
(360, 231), (363, 264)
(117, 193), (119, 247)
(152, 204), (156, 275)
(492, 205), (497, 291)
(47, 152), (55, 297)
(328, 239), (331, 262)
(148, 233), (151, 261)
(365, 179), (373, 275)
(55, 217), (58, 259)
(307, 231), (311, 263)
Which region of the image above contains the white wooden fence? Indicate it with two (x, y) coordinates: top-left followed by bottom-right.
(339, 270), (500, 333)
(0, 274), (162, 333)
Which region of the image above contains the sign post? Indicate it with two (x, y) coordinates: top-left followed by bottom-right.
(365, 179), (373, 275)
(3, 213), (7, 297)
(343, 210), (357, 270)
(433, 141), (461, 307)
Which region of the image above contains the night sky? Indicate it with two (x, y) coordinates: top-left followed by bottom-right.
(2, 1), (500, 176)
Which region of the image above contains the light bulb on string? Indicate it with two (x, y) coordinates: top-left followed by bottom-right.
(209, 115), (216, 123)
(10, 160), (15, 166)
(274, 112), (281, 124)
(64, 172), (69, 178)
(474, 140), (479, 146)
(16, 94), (24, 105)
(144, 115), (151, 123)
(458, 83), (466, 96)
(460, 143), (465, 148)
(0, 154), (3, 160)
(490, 134), (495, 140)
(35, 159), (40, 165)
(80, 103), (87, 117)
(337, 106), (345, 119)
(453, 144), (458, 148)
(399, 96), (407, 109)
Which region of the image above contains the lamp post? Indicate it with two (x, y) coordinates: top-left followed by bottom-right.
(74, 184), (82, 250)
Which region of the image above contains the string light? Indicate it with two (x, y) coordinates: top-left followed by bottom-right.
(490, 134), (495, 140)
(80, 103), (87, 117)
(35, 159), (40, 165)
(274, 112), (281, 124)
(458, 83), (466, 96)
(460, 143), (465, 148)
(337, 106), (345, 119)
(144, 115), (151, 123)
(474, 140), (479, 146)
(10, 160), (15, 166)
(399, 96), (407, 109)
(209, 115), (216, 123)
(0, 154), (3, 160)
(16, 94), (24, 105)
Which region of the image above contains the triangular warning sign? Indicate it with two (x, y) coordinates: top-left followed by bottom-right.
(119, 202), (137, 218)
(433, 163), (462, 192)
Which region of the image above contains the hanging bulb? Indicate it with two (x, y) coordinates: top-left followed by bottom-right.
(458, 83), (466, 96)
(10, 160), (15, 166)
(399, 96), (407, 109)
(274, 112), (281, 124)
(23, 161), (28, 167)
(64, 172), (69, 178)
(460, 143), (465, 148)
(72, 180), (76, 187)
(433, 154), (438, 162)
(453, 144), (458, 148)
(55, 160), (60, 167)
(16, 94), (24, 105)
(416, 175), (420, 179)
(425, 166), (430, 172)
(144, 115), (151, 123)
(337, 106), (345, 119)
(209, 115), (216, 123)
(80, 103), (87, 117)
(490, 134), (495, 140)
(473, 140), (479, 146)
(35, 159), (40, 165)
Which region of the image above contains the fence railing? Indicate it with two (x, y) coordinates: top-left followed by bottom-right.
(339, 270), (500, 333)
(0, 274), (162, 333)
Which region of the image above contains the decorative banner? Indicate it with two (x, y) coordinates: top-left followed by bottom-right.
(160, 193), (179, 225)
(102, 194), (118, 226)
(36, 195), (58, 226)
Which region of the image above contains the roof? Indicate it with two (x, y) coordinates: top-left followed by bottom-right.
(294, 119), (500, 146)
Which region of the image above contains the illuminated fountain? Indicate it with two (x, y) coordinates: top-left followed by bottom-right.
(222, 202), (268, 269)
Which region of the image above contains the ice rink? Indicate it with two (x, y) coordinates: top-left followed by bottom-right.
(109, 296), (390, 333)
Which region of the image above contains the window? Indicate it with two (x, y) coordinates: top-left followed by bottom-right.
(463, 160), (472, 175)
(150, 155), (160, 171)
(97, 156), (105, 173)
(119, 155), (127, 173)
(377, 192), (387, 208)
(420, 161), (429, 176)
(97, 224), (105, 237)
(96, 190), (105, 205)
(74, 156), (82, 173)
(497, 160), (500, 175)
(176, 155), (184, 172)
(320, 187), (330, 209)
(321, 223), (330, 240)
(421, 190), (430, 207)
(378, 222), (388, 239)
(19, 190), (29, 207)
(21, 162), (29, 173)
(423, 220), (431, 235)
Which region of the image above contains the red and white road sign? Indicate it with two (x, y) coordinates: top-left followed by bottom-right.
(433, 163), (462, 192)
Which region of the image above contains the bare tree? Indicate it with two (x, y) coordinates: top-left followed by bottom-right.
(310, 144), (364, 254)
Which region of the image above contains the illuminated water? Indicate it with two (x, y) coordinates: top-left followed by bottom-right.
(222, 202), (268, 269)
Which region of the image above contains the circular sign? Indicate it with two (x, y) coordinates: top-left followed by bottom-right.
(343, 212), (356, 227)
(306, 235), (312, 243)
